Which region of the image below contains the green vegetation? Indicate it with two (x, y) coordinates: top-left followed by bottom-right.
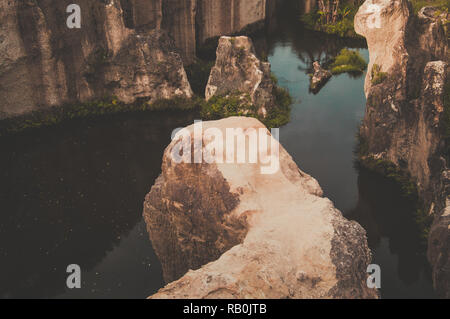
(358, 157), (418, 198)
(200, 93), (256, 119)
(302, 1), (449, 39)
(410, 1), (450, 39)
(370, 64), (388, 85)
(0, 97), (203, 137)
(188, 51), (293, 129)
(2, 31), (293, 136)
(410, 0), (449, 14)
(330, 48), (367, 74)
(356, 134), (417, 198)
(265, 86), (293, 128)
(199, 84), (293, 129)
(0, 83), (292, 137)
(301, 3), (361, 38)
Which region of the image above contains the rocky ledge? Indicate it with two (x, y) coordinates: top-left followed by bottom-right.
(205, 36), (278, 118)
(310, 61), (332, 94)
(143, 117), (378, 299)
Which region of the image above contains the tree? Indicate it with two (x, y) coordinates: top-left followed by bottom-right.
(317, 0), (340, 24)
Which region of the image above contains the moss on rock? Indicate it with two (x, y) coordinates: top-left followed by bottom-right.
(330, 49), (367, 75)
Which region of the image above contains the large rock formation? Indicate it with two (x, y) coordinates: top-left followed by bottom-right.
(0, 0), (193, 118)
(0, 0), (269, 118)
(143, 117), (378, 298)
(355, 0), (449, 297)
(205, 36), (277, 117)
(196, 0), (267, 43)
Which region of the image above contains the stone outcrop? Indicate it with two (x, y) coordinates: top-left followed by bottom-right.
(196, 0), (267, 43)
(0, 0), (193, 118)
(310, 61), (332, 93)
(355, 0), (449, 297)
(205, 36), (277, 117)
(143, 117), (378, 298)
(0, 0), (269, 118)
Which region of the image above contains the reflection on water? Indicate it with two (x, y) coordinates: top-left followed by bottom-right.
(0, 111), (197, 298)
(0, 0), (435, 299)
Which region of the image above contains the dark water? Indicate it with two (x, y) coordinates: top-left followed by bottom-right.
(0, 3), (435, 299)
(0, 111), (197, 298)
(267, 1), (436, 298)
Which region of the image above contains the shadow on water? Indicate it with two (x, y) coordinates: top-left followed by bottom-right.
(348, 168), (436, 298)
(0, 110), (198, 298)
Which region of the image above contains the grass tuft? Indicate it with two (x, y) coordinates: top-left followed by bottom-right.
(371, 64), (388, 85)
(330, 49), (367, 74)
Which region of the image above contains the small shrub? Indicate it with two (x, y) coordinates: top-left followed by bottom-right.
(200, 93), (256, 120)
(371, 64), (388, 85)
(264, 86), (293, 128)
(200, 82), (293, 129)
(410, 0), (449, 14)
(300, 4), (361, 38)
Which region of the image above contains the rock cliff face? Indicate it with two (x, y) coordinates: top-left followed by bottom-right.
(0, 0), (269, 118)
(355, 0), (449, 297)
(196, 0), (267, 43)
(0, 0), (193, 118)
(143, 117), (378, 298)
(205, 36), (277, 117)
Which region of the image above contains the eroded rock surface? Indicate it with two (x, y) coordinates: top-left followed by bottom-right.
(0, 0), (269, 118)
(196, 0), (267, 43)
(355, 0), (449, 297)
(0, 0), (194, 118)
(205, 36), (277, 117)
(143, 117), (377, 298)
(310, 61), (332, 94)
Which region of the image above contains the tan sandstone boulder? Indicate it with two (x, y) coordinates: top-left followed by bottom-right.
(205, 36), (278, 117)
(143, 117), (378, 299)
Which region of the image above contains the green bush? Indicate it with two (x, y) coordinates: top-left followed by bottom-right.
(200, 79), (293, 129)
(371, 64), (388, 85)
(410, 0), (449, 14)
(330, 49), (367, 74)
(300, 4), (361, 38)
(200, 93), (256, 120)
(264, 86), (292, 128)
